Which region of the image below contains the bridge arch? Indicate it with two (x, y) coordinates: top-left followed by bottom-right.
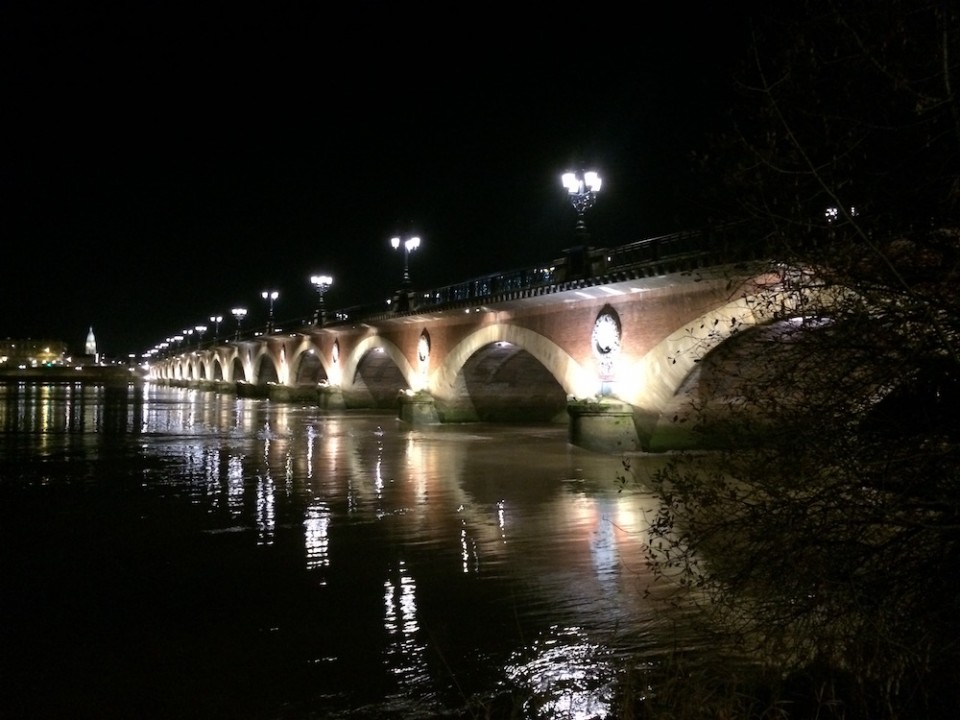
(430, 323), (594, 421)
(341, 335), (413, 408)
(253, 345), (281, 385)
(434, 323), (595, 400)
(624, 284), (815, 447)
(209, 347), (236, 383)
(345, 335), (413, 386)
(288, 339), (332, 386)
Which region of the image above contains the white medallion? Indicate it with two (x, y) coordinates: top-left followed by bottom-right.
(592, 310), (621, 380)
(592, 312), (621, 356)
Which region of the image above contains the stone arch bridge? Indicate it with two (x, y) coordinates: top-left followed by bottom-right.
(150, 232), (798, 452)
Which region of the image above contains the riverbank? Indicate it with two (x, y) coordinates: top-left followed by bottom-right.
(0, 365), (145, 385)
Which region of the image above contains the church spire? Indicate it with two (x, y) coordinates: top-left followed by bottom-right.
(85, 327), (98, 360)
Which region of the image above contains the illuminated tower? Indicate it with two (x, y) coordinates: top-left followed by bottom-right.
(85, 326), (98, 362)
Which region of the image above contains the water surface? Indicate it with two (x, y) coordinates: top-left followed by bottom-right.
(0, 383), (680, 719)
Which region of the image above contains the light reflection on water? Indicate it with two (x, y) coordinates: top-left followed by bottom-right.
(0, 383), (685, 719)
(505, 625), (617, 720)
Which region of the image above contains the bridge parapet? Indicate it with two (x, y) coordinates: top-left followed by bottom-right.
(150, 222), (760, 350)
(356, 222), (758, 324)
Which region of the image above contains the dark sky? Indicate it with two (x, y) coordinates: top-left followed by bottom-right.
(2, 4), (757, 358)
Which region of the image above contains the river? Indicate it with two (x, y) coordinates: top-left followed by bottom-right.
(0, 382), (690, 719)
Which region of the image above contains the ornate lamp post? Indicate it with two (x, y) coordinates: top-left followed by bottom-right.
(194, 325), (207, 348)
(310, 274), (333, 327)
(209, 315), (223, 340)
(390, 235), (421, 286)
(561, 169), (602, 238)
(231, 307), (247, 340)
(261, 290), (279, 333)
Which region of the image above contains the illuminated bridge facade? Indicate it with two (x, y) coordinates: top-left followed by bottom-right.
(150, 227), (792, 452)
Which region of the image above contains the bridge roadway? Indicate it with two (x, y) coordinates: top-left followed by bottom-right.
(151, 226), (792, 452)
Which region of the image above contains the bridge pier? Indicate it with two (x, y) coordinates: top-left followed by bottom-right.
(256, 383), (346, 408)
(237, 382), (269, 399)
(567, 398), (642, 453)
(397, 390), (439, 425)
(318, 384), (346, 411)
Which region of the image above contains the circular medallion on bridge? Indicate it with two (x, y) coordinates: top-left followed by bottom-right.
(592, 308), (621, 378)
(418, 331), (430, 364)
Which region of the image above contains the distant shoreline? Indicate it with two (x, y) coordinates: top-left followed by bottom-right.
(0, 366), (146, 385)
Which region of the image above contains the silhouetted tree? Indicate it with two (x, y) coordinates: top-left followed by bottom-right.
(630, 3), (960, 718)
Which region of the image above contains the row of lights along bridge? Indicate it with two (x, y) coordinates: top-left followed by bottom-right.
(144, 169), (602, 360)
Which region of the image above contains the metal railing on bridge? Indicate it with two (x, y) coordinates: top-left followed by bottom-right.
(355, 221), (754, 320)
(157, 222), (756, 356)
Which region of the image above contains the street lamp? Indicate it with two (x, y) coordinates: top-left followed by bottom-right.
(231, 307), (247, 340)
(209, 315), (223, 340)
(390, 235), (421, 286)
(310, 274), (333, 327)
(561, 169), (602, 238)
(261, 290), (279, 333)
(195, 325), (207, 348)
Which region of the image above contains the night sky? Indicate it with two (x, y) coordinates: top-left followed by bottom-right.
(2, 4), (758, 358)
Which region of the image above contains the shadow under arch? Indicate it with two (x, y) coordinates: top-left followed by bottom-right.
(342, 336), (412, 409)
(449, 342), (572, 422)
(431, 323), (594, 422)
(651, 319), (801, 449)
(254, 352), (280, 385)
(291, 348), (328, 386)
(232, 356), (247, 383)
(634, 282), (832, 450)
